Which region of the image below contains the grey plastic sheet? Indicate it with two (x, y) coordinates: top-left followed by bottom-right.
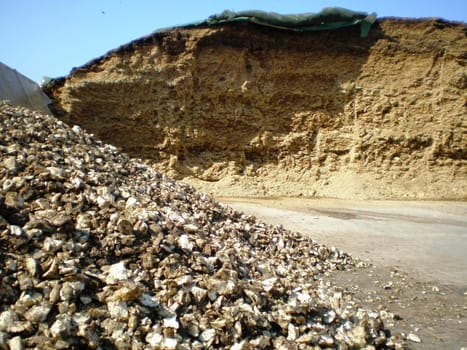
(0, 62), (51, 113)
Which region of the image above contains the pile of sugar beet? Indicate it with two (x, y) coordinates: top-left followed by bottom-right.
(0, 101), (408, 349)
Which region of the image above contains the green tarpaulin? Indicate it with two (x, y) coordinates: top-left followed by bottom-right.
(202, 7), (376, 37)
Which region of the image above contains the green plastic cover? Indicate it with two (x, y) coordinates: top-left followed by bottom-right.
(204, 7), (376, 37)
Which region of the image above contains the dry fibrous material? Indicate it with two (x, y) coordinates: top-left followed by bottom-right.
(44, 19), (467, 200)
(0, 101), (407, 349)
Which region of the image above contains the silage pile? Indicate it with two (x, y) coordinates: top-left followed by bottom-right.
(0, 101), (405, 349)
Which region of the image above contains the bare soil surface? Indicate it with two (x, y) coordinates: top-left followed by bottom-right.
(221, 197), (467, 349)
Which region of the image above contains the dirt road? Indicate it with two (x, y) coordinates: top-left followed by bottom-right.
(220, 198), (467, 349)
(221, 198), (467, 286)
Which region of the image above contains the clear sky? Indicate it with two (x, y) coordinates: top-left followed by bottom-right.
(1, 0), (466, 83)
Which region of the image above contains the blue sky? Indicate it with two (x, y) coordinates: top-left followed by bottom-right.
(1, 0), (466, 83)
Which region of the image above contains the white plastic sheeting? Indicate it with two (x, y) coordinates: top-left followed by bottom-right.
(0, 62), (50, 113)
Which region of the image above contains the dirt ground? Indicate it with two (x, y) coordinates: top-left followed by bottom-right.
(221, 198), (467, 350)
